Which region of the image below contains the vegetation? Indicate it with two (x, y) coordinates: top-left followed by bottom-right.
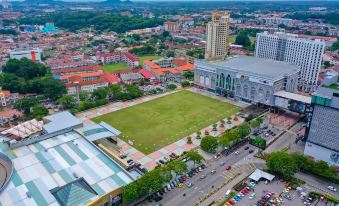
(0, 58), (66, 100)
(123, 159), (187, 203)
(182, 70), (194, 80)
(102, 63), (129, 72)
(250, 136), (266, 149)
(181, 81), (190, 88)
(267, 151), (338, 182)
(235, 32), (252, 50)
(285, 12), (339, 25)
(130, 45), (157, 56)
(19, 12), (165, 33)
(329, 40), (339, 51)
(167, 84), (177, 90)
(92, 91), (239, 154)
(219, 122), (251, 147)
(200, 136), (219, 153)
(266, 151), (299, 180)
(186, 151), (204, 165)
(186, 49), (204, 59)
(138, 55), (161, 66)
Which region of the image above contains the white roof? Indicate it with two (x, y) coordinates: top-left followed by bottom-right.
(1, 119), (43, 139)
(248, 169), (275, 182)
(43, 111), (82, 133)
(274, 91), (311, 104)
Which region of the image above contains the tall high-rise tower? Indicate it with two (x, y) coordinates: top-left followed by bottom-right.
(205, 11), (230, 60)
(1, 0), (10, 10)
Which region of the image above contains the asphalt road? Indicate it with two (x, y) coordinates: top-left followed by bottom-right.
(144, 143), (257, 206)
(295, 172), (339, 199)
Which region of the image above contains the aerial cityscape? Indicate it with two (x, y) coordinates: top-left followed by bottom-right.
(0, 0), (339, 206)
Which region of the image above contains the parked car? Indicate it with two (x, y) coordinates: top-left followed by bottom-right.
(234, 151), (239, 155)
(244, 146), (249, 150)
(249, 149), (254, 154)
(200, 175), (206, 179)
(328, 186), (337, 192)
(220, 161), (226, 166)
(226, 165), (232, 171)
(210, 169), (216, 174)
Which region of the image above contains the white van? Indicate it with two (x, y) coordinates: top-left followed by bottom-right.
(225, 189), (231, 198)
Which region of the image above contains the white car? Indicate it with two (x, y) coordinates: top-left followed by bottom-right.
(234, 151), (239, 155)
(328, 186), (337, 192)
(249, 193), (255, 199)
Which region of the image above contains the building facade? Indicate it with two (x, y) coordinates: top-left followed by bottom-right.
(205, 11), (230, 60)
(304, 73), (339, 166)
(255, 32), (325, 92)
(164, 22), (180, 32)
(99, 52), (139, 68)
(194, 56), (300, 106)
(9, 48), (42, 62)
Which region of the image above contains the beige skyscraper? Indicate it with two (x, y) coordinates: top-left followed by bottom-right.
(205, 11), (230, 60)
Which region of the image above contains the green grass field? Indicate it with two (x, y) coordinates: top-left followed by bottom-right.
(92, 90), (239, 154)
(102, 63), (129, 72)
(138, 55), (161, 66)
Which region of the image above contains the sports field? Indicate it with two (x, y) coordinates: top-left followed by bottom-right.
(102, 63), (129, 72)
(138, 55), (161, 66)
(92, 90), (239, 154)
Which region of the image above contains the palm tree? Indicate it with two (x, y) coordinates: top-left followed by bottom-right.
(187, 136), (192, 144)
(227, 117), (232, 124)
(196, 131), (202, 139)
(212, 124), (217, 131)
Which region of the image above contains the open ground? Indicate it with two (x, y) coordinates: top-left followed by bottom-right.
(92, 90), (239, 154)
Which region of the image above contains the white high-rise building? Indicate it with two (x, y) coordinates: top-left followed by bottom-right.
(255, 31), (325, 92)
(205, 11), (230, 60)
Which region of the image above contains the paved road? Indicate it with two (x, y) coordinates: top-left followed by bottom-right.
(295, 172), (339, 199)
(264, 121), (305, 154)
(144, 143), (258, 206)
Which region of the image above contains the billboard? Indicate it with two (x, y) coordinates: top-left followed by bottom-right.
(274, 96), (307, 113)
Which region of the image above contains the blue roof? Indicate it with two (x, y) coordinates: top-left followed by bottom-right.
(43, 111), (82, 133)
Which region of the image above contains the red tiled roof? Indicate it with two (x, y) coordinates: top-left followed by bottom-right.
(172, 58), (187, 67)
(164, 21), (179, 25)
(144, 60), (161, 69)
(52, 65), (103, 74)
(103, 71), (121, 83)
(139, 68), (154, 79)
(177, 63), (194, 71)
(0, 90), (11, 96)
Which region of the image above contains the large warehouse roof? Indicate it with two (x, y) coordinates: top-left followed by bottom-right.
(210, 56), (300, 80)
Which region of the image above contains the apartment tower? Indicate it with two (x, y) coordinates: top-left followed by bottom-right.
(255, 31), (325, 92)
(205, 11), (230, 60)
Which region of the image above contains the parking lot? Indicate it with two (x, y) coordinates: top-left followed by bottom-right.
(228, 180), (306, 206)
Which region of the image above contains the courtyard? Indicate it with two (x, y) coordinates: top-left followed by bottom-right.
(92, 90), (239, 154)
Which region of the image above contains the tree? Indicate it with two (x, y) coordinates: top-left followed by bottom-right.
(186, 151), (203, 166)
(219, 131), (232, 147)
(41, 77), (67, 101)
(167, 84), (177, 90)
(266, 151), (299, 180)
(196, 131), (202, 139)
(92, 88), (108, 100)
(187, 136), (192, 144)
(167, 159), (187, 177)
(3, 58), (47, 80)
(14, 97), (37, 114)
(57, 95), (77, 109)
(200, 135), (218, 153)
(79, 91), (89, 101)
(330, 40), (339, 51)
(181, 81), (190, 88)
(31, 104), (48, 120)
(237, 123), (251, 139)
(235, 32), (251, 48)
(323, 61), (331, 68)
(123, 182), (140, 203)
(162, 31), (170, 38)
(166, 51), (175, 57)
(108, 84), (123, 100)
(182, 70), (194, 80)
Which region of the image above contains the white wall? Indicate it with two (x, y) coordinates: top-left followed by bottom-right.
(304, 142), (339, 166)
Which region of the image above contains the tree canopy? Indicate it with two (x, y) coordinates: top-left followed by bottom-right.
(266, 151), (299, 180)
(19, 12), (165, 33)
(200, 135), (219, 153)
(3, 58), (47, 80)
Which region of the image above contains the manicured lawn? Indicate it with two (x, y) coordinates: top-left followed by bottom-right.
(92, 90), (239, 154)
(102, 63), (129, 72)
(138, 55), (161, 66)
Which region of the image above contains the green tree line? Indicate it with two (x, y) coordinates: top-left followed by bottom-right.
(18, 12), (165, 33)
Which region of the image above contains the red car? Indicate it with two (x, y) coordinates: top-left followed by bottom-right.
(226, 165), (232, 171)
